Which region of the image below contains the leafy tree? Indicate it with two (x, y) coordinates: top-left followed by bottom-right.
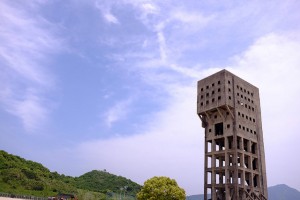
(137, 176), (186, 200)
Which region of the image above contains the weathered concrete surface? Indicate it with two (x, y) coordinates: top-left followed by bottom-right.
(197, 69), (268, 200)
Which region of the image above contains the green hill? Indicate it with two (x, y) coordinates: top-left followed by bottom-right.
(75, 170), (140, 196)
(0, 150), (141, 199)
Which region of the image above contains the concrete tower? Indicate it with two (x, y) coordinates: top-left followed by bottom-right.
(197, 70), (267, 200)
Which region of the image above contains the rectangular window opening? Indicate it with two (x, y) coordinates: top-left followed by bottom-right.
(251, 143), (257, 154)
(207, 140), (212, 152)
(216, 173), (220, 184)
(252, 158), (258, 170)
(207, 156), (212, 168)
(216, 157), (220, 168)
(215, 123), (224, 136)
(207, 172), (212, 184)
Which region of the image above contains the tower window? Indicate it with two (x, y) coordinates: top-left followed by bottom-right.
(215, 123), (224, 136)
(228, 80), (231, 84)
(218, 81), (221, 85)
(218, 88), (221, 92)
(201, 88), (204, 91)
(212, 83), (215, 87)
(218, 96), (221, 100)
(212, 98), (215, 102)
(201, 95), (203, 99)
(229, 96), (231, 100)
(206, 85), (209, 89)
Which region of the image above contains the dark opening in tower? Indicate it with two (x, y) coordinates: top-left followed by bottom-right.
(215, 123), (223, 136)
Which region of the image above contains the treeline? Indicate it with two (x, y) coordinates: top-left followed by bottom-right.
(0, 150), (141, 199)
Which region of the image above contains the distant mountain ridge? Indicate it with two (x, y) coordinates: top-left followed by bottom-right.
(187, 184), (300, 200)
(0, 150), (141, 199)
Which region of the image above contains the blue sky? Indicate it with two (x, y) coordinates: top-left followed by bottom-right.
(1, 0), (300, 195)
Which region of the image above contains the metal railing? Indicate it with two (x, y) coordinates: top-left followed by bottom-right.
(0, 192), (47, 200)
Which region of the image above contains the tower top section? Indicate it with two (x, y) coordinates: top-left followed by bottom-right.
(197, 69), (260, 116)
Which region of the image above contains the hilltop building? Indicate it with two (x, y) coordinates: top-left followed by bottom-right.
(197, 69), (268, 200)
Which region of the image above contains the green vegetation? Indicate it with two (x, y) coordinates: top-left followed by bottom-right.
(0, 150), (141, 199)
(137, 176), (186, 200)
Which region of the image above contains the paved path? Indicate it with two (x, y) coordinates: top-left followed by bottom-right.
(0, 198), (25, 200)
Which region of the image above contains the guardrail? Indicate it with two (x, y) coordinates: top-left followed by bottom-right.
(0, 192), (47, 200)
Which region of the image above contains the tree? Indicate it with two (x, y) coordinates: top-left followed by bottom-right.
(137, 176), (186, 200)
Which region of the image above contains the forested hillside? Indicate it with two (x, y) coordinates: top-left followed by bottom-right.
(0, 150), (141, 199)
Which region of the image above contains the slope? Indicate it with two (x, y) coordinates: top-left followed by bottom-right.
(0, 150), (140, 199)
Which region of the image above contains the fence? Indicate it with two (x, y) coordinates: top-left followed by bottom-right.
(0, 192), (47, 200)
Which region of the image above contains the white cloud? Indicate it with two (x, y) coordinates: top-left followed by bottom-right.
(0, 1), (61, 132)
(7, 90), (49, 132)
(103, 12), (119, 24)
(229, 32), (300, 141)
(95, 1), (119, 24)
(73, 31), (300, 195)
(104, 99), (133, 128)
(141, 3), (157, 14)
(77, 85), (203, 195)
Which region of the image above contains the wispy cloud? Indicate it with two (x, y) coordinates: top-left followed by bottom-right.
(104, 99), (133, 128)
(95, 1), (119, 24)
(74, 31), (300, 195)
(0, 1), (62, 132)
